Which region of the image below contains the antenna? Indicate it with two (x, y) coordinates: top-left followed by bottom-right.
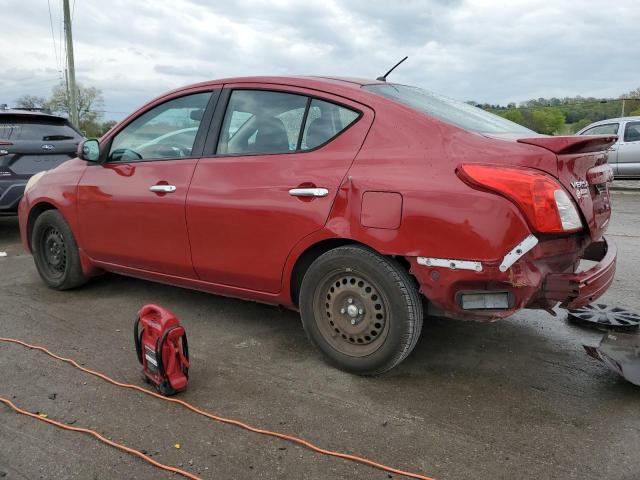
(376, 56), (408, 82)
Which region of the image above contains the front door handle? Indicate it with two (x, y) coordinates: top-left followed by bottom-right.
(149, 184), (176, 193)
(288, 187), (329, 197)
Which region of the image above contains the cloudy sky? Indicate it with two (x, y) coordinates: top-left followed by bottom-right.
(2, 0), (639, 120)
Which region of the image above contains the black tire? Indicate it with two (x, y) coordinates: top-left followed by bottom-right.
(299, 245), (423, 375)
(31, 210), (88, 290)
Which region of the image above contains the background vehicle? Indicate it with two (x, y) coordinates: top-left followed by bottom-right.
(18, 77), (616, 375)
(577, 116), (640, 177)
(0, 108), (83, 214)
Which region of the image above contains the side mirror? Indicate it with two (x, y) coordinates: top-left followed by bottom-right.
(77, 139), (101, 162)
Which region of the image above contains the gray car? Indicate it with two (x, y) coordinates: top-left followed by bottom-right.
(576, 116), (640, 177)
(0, 108), (83, 214)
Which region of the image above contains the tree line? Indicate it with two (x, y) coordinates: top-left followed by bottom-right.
(14, 83), (116, 138)
(470, 87), (640, 135)
(15, 83), (640, 138)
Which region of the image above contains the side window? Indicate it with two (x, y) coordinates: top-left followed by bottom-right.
(581, 123), (619, 136)
(217, 90), (307, 155)
(109, 92), (211, 162)
(623, 121), (640, 142)
(300, 99), (359, 150)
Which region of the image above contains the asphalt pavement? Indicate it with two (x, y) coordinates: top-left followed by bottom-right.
(1, 191), (639, 480)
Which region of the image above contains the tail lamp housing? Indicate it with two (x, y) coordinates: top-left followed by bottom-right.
(457, 164), (583, 234)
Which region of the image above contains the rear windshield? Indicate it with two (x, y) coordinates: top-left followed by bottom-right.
(0, 116), (82, 141)
(363, 84), (535, 134)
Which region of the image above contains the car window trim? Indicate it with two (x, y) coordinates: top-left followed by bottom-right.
(99, 89), (221, 165)
(623, 121), (640, 143)
(202, 86), (363, 158)
(582, 122), (619, 136)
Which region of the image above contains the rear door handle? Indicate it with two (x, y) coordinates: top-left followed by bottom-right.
(149, 184), (176, 193)
(288, 187), (329, 197)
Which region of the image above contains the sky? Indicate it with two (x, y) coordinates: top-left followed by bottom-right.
(1, 0), (639, 121)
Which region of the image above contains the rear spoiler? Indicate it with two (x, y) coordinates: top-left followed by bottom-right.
(517, 135), (617, 155)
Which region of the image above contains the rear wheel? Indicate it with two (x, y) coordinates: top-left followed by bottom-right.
(31, 210), (87, 290)
(299, 245), (423, 375)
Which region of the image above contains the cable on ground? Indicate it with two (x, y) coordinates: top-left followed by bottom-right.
(0, 336), (435, 480)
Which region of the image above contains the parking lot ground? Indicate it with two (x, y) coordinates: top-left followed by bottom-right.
(1, 192), (640, 480)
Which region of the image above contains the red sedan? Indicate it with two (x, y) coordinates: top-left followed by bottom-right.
(18, 76), (617, 374)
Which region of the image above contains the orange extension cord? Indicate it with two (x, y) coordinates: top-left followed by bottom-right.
(0, 337), (435, 480)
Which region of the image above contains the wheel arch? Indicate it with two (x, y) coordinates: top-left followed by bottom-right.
(26, 201), (58, 250)
(288, 237), (418, 307)
(290, 238), (365, 307)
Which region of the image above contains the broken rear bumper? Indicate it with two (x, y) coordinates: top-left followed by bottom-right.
(544, 238), (616, 309)
(408, 235), (616, 321)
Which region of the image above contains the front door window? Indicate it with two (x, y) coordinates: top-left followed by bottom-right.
(109, 92), (212, 162)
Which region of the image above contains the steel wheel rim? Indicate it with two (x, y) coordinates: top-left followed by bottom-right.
(41, 227), (67, 278)
(313, 269), (390, 357)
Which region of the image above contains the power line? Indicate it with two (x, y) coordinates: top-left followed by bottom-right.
(59, 0), (64, 80)
(47, 0), (60, 73)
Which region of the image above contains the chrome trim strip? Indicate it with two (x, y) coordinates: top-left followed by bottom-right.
(417, 257), (483, 272)
(499, 234), (538, 272)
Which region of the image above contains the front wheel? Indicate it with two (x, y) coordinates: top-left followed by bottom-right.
(299, 245), (423, 375)
(31, 210), (88, 290)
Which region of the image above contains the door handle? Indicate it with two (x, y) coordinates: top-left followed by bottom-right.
(149, 184), (176, 193)
(288, 187), (329, 197)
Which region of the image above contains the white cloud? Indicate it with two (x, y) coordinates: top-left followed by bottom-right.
(2, 0), (638, 119)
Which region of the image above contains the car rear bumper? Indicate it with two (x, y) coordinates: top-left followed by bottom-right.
(0, 179), (26, 212)
(408, 235), (616, 321)
(543, 239), (616, 309)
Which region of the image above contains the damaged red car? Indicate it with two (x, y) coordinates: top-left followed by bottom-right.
(18, 76), (617, 375)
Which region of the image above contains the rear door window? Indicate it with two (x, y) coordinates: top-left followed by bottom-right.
(217, 90), (307, 155)
(300, 99), (359, 150)
(216, 90), (361, 155)
(0, 116), (82, 141)
(581, 123), (620, 136)
(623, 121), (640, 142)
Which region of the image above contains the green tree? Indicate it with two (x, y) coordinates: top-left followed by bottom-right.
(528, 108), (565, 134)
(14, 94), (48, 110)
(98, 120), (117, 137)
(46, 82), (104, 135)
(500, 109), (525, 125)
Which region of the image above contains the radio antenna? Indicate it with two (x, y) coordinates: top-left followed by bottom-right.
(376, 56), (408, 82)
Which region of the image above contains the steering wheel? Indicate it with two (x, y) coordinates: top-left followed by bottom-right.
(109, 148), (143, 162)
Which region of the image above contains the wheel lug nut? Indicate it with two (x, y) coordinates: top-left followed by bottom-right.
(358, 309), (364, 315)
(347, 298), (353, 304)
(340, 308), (346, 314)
(350, 319), (356, 325)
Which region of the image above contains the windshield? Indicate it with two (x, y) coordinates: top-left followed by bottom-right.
(0, 116), (82, 141)
(363, 84), (535, 134)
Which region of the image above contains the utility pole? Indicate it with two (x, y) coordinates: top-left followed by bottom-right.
(621, 98), (626, 117)
(63, 0), (79, 128)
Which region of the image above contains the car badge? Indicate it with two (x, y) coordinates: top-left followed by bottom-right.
(571, 179), (589, 200)
(41, 144), (55, 151)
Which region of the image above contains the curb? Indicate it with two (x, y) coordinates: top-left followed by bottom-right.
(610, 186), (640, 192)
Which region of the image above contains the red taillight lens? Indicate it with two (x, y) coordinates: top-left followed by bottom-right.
(457, 164), (582, 234)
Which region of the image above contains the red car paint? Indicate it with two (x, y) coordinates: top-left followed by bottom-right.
(18, 76), (617, 320)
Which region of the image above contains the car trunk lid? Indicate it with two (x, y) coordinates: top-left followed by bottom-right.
(517, 135), (616, 239)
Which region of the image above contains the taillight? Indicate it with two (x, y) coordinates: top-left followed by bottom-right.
(457, 164), (582, 234)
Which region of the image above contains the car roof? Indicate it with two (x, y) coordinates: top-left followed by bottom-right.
(187, 75), (383, 88)
(585, 116), (640, 125)
(160, 75), (388, 101)
(0, 108), (68, 121)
